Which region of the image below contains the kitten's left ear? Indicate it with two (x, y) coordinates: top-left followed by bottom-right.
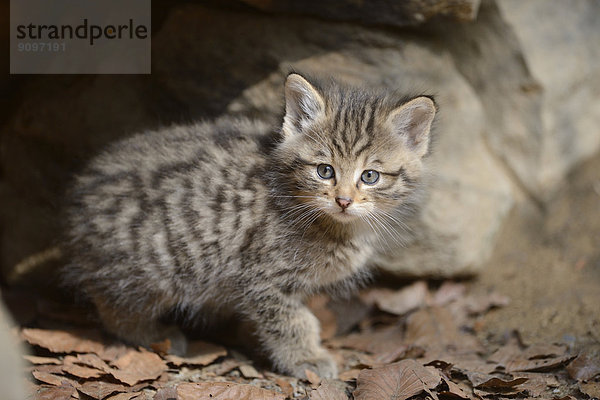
(283, 73), (325, 137)
(387, 96), (436, 158)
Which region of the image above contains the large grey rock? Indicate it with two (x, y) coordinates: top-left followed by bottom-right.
(0, 300), (25, 400)
(2, 0), (599, 281)
(239, 0), (481, 27)
(497, 0), (600, 198)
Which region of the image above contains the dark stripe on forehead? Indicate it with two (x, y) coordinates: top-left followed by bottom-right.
(381, 167), (415, 184)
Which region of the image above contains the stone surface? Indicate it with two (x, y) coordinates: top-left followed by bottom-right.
(239, 0), (481, 26)
(1, 0), (599, 281)
(0, 299), (25, 400)
(497, 0), (600, 199)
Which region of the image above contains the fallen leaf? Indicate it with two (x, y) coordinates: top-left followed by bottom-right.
(310, 380), (348, 400)
(78, 381), (128, 399)
(305, 369), (322, 387)
(21, 328), (104, 354)
(239, 364), (263, 379)
(23, 355), (62, 365)
(432, 282), (466, 306)
(274, 378), (294, 398)
(328, 324), (404, 354)
(73, 353), (113, 373)
(439, 378), (470, 399)
(567, 350), (600, 381)
(489, 341), (573, 372)
(177, 382), (286, 400)
(405, 307), (483, 352)
(62, 363), (105, 379)
(32, 370), (77, 387)
(579, 381), (600, 398)
(338, 369), (360, 382)
(110, 348), (168, 386)
(362, 281), (428, 316)
(37, 384), (77, 400)
(475, 376), (528, 390)
(353, 359), (440, 400)
(31, 364), (65, 374)
(166, 340), (227, 367)
(106, 392), (144, 400)
(463, 292), (510, 315)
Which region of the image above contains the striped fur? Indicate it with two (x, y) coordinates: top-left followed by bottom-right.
(62, 73), (436, 379)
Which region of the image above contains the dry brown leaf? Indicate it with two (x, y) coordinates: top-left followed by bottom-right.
(475, 376), (528, 390)
(78, 381), (128, 399)
(22, 328), (104, 354)
(513, 372), (559, 397)
(37, 384), (77, 400)
(439, 378), (470, 399)
(274, 377), (294, 398)
(305, 368), (322, 387)
(62, 363), (105, 379)
(239, 364), (263, 379)
(32, 370), (78, 388)
(579, 381), (600, 398)
(405, 307), (483, 352)
(154, 387), (178, 400)
(109, 348), (168, 386)
(73, 353), (113, 373)
(310, 380), (348, 400)
(489, 341), (573, 372)
(339, 369), (360, 382)
(463, 292), (510, 315)
(177, 382), (286, 400)
(566, 350), (600, 381)
(23, 355), (62, 365)
(328, 324), (404, 354)
(353, 359), (440, 400)
(432, 282), (466, 306)
(362, 281), (428, 316)
(106, 392), (144, 400)
(165, 340), (227, 367)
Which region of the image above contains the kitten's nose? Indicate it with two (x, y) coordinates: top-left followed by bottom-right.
(335, 197), (353, 210)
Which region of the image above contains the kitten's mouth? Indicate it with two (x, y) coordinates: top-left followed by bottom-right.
(330, 210), (358, 222)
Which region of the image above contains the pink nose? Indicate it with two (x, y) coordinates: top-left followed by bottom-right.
(335, 197), (353, 210)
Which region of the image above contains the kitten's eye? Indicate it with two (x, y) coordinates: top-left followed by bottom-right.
(361, 170), (380, 185)
(317, 164), (335, 179)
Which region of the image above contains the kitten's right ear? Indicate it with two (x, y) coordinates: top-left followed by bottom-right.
(283, 73), (325, 137)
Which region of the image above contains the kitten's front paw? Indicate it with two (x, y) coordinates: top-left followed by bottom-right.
(292, 355), (338, 380)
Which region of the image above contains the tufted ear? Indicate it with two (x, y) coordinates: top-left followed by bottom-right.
(387, 96), (436, 158)
(282, 73), (325, 137)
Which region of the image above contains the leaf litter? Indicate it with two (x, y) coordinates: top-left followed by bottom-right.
(16, 280), (591, 399)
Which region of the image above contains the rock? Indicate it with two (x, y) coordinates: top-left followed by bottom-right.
(1, 0), (599, 280)
(432, 0), (600, 201)
(239, 0), (481, 26)
(496, 0), (600, 198)
(0, 299), (26, 400)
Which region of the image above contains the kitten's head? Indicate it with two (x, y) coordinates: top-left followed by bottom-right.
(271, 73), (436, 227)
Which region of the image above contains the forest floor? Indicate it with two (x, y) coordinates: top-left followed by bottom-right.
(5, 153), (600, 400)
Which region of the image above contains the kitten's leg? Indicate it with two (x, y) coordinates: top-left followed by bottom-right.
(245, 291), (337, 379)
(94, 296), (187, 355)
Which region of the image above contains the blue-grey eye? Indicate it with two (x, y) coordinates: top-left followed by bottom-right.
(317, 164), (334, 179)
(361, 170), (379, 185)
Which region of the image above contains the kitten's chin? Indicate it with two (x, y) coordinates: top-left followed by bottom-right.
(329, 211), (359, 223)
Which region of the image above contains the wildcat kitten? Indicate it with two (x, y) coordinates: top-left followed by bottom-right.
(62, 73), (436, 379)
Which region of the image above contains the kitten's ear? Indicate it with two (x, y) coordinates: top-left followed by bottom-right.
(387, 96), (436, 157)
(283, 73), (325, 136)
